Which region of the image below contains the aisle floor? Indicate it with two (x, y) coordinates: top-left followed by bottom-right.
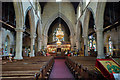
(49, 59), (74, 80)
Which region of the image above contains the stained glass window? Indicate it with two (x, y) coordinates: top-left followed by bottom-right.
(93, 40), (96, 51)
(109, 37), (113, 53)
(5, 37), (8, 55)
(88, 35), (96, 51)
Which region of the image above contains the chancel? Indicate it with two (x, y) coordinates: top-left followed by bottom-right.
(0, 0), (120, 80)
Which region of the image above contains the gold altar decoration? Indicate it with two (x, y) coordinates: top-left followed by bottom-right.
(56, 39), (62, 45)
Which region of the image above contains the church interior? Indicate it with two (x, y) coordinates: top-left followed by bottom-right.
(0, 0), (120, 80)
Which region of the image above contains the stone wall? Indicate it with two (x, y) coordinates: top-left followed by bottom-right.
(42, 2), (76, 34)
(104, 26), (120, 53)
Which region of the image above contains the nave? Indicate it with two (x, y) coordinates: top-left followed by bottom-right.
(2, 56), (118, 80)
(0, 1), (120, 80)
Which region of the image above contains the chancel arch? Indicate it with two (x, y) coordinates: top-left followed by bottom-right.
(43, 12), (75, 49)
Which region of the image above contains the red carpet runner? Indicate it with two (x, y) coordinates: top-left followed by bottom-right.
(49, 59), (74, 79)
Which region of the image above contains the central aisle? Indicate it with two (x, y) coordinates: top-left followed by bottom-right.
(49, 59), (74, 79)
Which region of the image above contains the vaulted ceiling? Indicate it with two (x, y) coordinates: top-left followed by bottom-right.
(39, 2), (79, 14)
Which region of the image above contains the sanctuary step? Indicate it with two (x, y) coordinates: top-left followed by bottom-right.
(1, 56), (54, 80)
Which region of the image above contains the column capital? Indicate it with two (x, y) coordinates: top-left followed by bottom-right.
(15, 28), (24, 32)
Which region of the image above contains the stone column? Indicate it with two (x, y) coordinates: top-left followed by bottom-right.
(70, 35), (74, 50)
(43, 35), (48, 49)
(84, 36), (88, 56)
(76, 38), (81, 50)
(38, 38), (42, 51)
(14, 28), (24, 60)
(96, 29), (105, 58)
(30, 35), (36, 57)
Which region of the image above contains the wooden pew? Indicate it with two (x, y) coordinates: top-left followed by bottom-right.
(65, 56), (106, 80)
(2, 56), (54, 80)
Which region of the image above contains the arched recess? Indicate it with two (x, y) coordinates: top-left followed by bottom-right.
(83, 7), (95, 39)
(76, 20), (84, 51)
(83, 8), (96, 56)
(35, 19), (42, 53)
(24, 7), (36, 57)
(22, 7), (32, 57)
(43, 12), (75, 48)
(4, 35), (10, 55)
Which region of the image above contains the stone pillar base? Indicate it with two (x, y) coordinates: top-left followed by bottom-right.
(30, 54), (35, 57)
(14, 56), (23, 60)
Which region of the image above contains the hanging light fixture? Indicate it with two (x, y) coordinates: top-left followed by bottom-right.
(56, 2), (64, 45)
(56, 24), (64, 40)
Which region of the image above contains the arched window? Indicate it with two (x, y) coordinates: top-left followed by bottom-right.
(5, 38), (8, 53)
(88, 35), (96, 51)
(4, 36), (10, 55)
(108, 37), (113, 53)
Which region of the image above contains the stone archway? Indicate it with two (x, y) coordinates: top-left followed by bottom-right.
(83, 8), (95, 56)
(43, 12), (75, 49)
(76, 20), (83, 51)
(36, 19), (42, 52)
(27, 8), (36, 57)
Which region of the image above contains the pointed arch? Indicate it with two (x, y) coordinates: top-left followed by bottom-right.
(43, 12), (75, 48)
(43, 12), (75, 37)
(24, 6), (32, 24)
(28, 8), (36, 36)
(83, 8), (95, 37)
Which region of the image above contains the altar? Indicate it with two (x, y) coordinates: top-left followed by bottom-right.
(47, 41), (71, 56)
